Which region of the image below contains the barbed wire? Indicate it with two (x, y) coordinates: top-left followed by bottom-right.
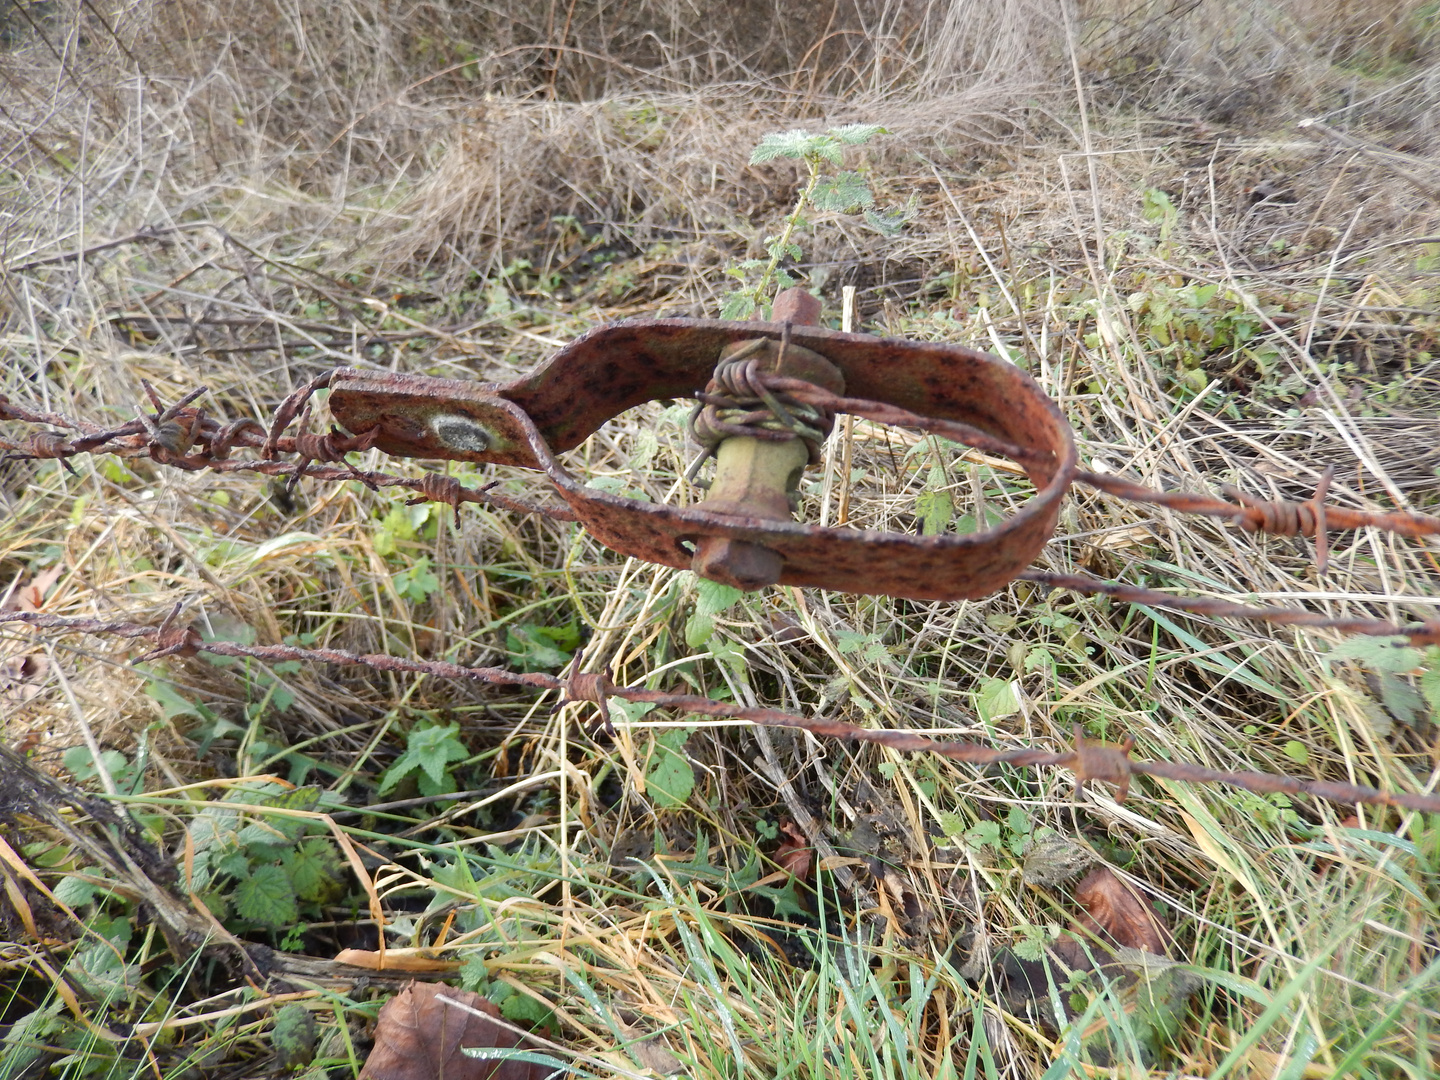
(3, 379), (1439, 637)
(3, 608), (1438, 815)
(4, 377), (1440, 817)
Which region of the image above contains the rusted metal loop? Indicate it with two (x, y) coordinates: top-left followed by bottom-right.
(327, 318), (1077, 601)
(689, 332), (837, 465)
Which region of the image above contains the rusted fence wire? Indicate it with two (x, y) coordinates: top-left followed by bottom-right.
(3, 607), (1439, 815)
(3, 378), (1440, 818)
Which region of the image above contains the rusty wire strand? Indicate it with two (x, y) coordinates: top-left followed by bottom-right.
(1020, 569), (1440, 646)
(1076, 468), (1440, 541)
(1, 380), (1437, 644)
(690, 335), (837, 466)
(3, 608), (1438, 815)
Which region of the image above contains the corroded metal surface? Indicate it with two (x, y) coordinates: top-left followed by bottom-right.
(327, 318), (1077, 601)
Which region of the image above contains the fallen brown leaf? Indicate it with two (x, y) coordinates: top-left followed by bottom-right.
(0, 653), (49, 705)
(3, 564), (63, 613)
(358, 981), (548, 1080)
(1071, 867), (1169, 956)
(774, 820), (813, 881)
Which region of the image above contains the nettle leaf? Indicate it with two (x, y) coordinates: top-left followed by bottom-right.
(834, 629), (889, 666)
(720, 293), (756, 320)
(258, 784), (324, 813)
(1328, 635), (1423, 674)
(215, 850), (252, 878)
(52, 874), (100, 907)
(145, 677), (205, 721)
(916, 491), (953, 536)
(646, 727), (696, 808)
(459, 952), (491, 993)
(1024, 646), (1056, 673)
(236, 821), (292, 850)
(1422, 651), (1440, 719)
(964, 820), (1002, 851)
(394, 555), (441, 603)
(1379, 674), (1426, 727)
(2, 1002), (66, 1073)
(808, 138), (845, 166)
(937, 812), (966, 841)
(828, 123), (887, 145)
(500, 990), (554, 1028)
(409, 723), (469, 785)
(283, 838), (341, 902)
(809, 171), (874, 213)
(750, 129), (824, 163)
(378, 722), (469, 795)
(685, 576), (744, 648)
(234, 864), (299, 927)
(506, 622), (579, 671)
(765, 237), (804, 261)
(864, 196), (918, 237)
(1006, 804), (1032, 838)
(62, 746), (129, 786)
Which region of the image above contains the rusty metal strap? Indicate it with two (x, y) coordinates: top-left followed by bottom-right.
(5, 314), (1439, 615)
(325, 318), (1078, 601)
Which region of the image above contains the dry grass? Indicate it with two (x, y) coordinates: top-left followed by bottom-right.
(2, 0), (1440, 1077)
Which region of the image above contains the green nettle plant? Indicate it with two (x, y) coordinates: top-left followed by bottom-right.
(722, 124), (912, 319)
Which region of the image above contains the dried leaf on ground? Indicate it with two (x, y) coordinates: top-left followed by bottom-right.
(1020, 832), (1098, 887)
(1070, 867), (1169, 956)
(774, 819), (813, 880)
(991, 865), (1193, 1066)
(629, 1034), (686, 1075)
(358, 981), (548, 1080)
(0, 654), (48, 705)
(1, 565), (62, 613)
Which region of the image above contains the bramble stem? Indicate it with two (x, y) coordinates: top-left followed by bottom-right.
(752, 160), (819, 311)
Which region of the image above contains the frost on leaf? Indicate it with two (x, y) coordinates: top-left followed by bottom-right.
(828, 123), (888, 144)
(749, 130), (822, 163)
(1328, 635), (1423, 674)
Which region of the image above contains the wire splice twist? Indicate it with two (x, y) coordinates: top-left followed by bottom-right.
(688, 328), (844, 467)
